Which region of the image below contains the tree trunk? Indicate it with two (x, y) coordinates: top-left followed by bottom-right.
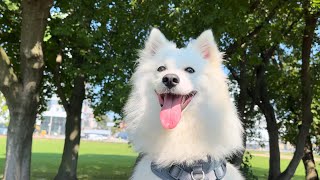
(230, 52), (248, 168)
(54, 76), (85, 180)
(259, 105), (282, 180)
(302, 136), (319, 180)
(260, 101), (281, 180)
(0, 0), (52, 179)
(254, 62), (281, 179)
(4, 105), (36, 180)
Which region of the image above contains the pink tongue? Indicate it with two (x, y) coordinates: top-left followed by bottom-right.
(160, 94), (183, 129)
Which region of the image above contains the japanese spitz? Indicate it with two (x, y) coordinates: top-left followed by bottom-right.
(124, 29), (244, 180)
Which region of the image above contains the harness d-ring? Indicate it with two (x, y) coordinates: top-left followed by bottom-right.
(191, 170), (205, 180)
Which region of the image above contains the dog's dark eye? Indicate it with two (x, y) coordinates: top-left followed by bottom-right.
(157, 66), (166, 72)
(185, 67), (195, 73)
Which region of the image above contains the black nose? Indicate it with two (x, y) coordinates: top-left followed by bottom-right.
(162, 74), (180, 89)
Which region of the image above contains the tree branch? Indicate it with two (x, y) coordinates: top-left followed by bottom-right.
(49, 34), (71, 113)
(0, 47), (21, 100)
(52, 57), (70, 113)
(226, 2), (302, 84)
(224, 0), (284, 59)
(224, 0), (285, 87)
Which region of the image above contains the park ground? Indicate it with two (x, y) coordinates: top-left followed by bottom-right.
(0, 137), (319, 180)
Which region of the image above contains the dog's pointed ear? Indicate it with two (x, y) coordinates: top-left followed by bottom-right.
(191, 30), (223, 62)
(144, 28), (169, 57)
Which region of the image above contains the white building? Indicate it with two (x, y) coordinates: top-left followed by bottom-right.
(37, 95), (97, 136)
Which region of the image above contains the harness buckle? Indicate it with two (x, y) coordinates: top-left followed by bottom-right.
(168, 165), (184, 179)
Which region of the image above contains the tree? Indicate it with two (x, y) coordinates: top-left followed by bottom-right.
(45, 3), (101, 178)
(0, 0), (52, 179)
(42, 1), (142, 179)
(224, 1), (319, 178)
(279, 2), (319, 178)
(230, 1), (319, 179)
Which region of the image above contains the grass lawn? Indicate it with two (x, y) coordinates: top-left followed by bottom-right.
(0, 137), (319, 180)
(0, 137), (137, 180)
(250, 154), (320, 180)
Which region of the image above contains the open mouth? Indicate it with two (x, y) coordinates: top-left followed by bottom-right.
(156, 91), (197, 129)
(157, 91), (197, 110)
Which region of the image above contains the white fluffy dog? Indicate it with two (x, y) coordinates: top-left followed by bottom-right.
(124, 28), (244, 180)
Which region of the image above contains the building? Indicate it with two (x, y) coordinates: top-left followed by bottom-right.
(37, 95), (97, 136)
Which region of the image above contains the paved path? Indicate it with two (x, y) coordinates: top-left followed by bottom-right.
(251, 153), (320, 161)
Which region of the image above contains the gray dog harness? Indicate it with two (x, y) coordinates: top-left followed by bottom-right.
(150, 157), (227, 180)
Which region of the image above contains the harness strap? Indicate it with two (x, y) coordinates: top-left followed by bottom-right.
(150, 158), (227, 180)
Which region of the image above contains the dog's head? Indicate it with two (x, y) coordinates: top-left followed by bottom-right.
(131, 28), (225, 129)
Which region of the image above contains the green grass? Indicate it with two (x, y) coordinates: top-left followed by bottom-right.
(0, 137), (137, 180)
(249, 151), (320, 179)
(0, 137), (319, 179)
(251, 156), (310, 180)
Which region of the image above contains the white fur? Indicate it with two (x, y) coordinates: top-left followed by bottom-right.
(124, 28), (244, 179)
